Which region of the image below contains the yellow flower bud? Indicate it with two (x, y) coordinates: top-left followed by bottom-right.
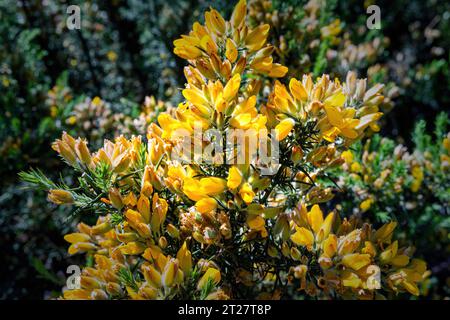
(177, 242), (193, 276)
(225, 38), (238, 63)
(197, 268), (221, 290)
(360, 198), (374, 212)
(48, 189), (74, 205)
(274, 118), (295, 141)
(162, 259), (178, 288)
(108, 188), (123, 210)
(158, 236), (168, 249)
(90, 221), (113, 235)
(166, 224), (180, 239)
(195, 198), (218, 214)
(75, 138), (92, 167)
(291, 145), (304, 164)
(239, 182), (255, 204)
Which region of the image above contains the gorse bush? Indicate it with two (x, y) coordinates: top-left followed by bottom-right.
(329, 113), (449, 298)
(22, 0), (432, 300)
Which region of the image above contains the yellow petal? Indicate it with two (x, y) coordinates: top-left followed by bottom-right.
(274, 118), (295, 141)
(225, 38), (238, 63)
(268, 64), (288, 78)
(355, 112), (383, 131)
(340, 127), (359, 139)
(142, 245), (162, 262)
(361, 241), (377, 257)
(63, 289), (90, 300)
(197, 268), (221, 290)
(291, 227), (314, 249)
(374, 221), (397, 243)
(176, 242), (193, 276)
(316, 211), (334, 243)
(120, 242), (146, 255)
(195, 198), (218, 213)
(137, 195), (150, 223)
(214, 92), (227, 113)
(322, 126), (340, 142)
(183, 178), (206, 201)
(289, 78), (308, 101)
(322, 234), (337, 257)
(230, 113), (251, 129)
(341, 270), (362, 288)
(402, 281), (420, 296)
(307, 204), (324, 234)
(227, 166), (243, 189)
(231, 0), (247, 28)
(223, 74), (241, 101)
(200, 177), (227, 196)
(139, 285), (158, 299)
(246, 24), (270, 51)
(64, 233), (90, 244)
(341, 253), (371, 270)
(182, 88), (209, 108)
(380, 241), (398, 264)
(142, 265), (162, 288)
(391, 255), (410, 267)
(209, 9), (226, 34)
(239, 182), (255, 204)
(68, 242), (96, 255)
(173, 46), (202, 60)
(324, 105), (343, 127)
(247, 214), (265, 230)
(324, 91), (346, 108)
(162, 259), (178, 288)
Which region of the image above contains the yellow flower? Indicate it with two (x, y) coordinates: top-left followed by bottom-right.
(173, 0), (287, 80)
(176, 242), (193, 276)
(351, 162), (361, 172)
(289, 78), (308, 102)
(197, 268), (221, 290)
(231, 0), (246, 28)
(341, 150), (353, 164)
(201, 177), (228, 196)
(239, 182), (255, 204)
(247, 214), (265, 230)
(360, 198), (374, 212)
(162, 258), (179, 288)
(120, 242), (146, 255)
(223, 74), (241, 102)
(291, 227), (314, 250)
(108, 188), (123, 209)
(245, 24), (270, 51)
(227, 166), (243, 189)
(341, 253), (371, 270)
(274, 118), (295, 141)
(75, 138), (92, 166)
(63, 289), (91, 300)
(225, 38), (238, 63)
(195, 198), (218, 213)
(48, 189), (74, 204)
(322, 104), (359, 141)
(106, 51), (118, 62)
(183, 177), (227, 201)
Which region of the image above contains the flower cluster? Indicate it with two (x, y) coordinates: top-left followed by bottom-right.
(247, 0), (399, 117)
(286, 204), (428, 298)
(324, 114), (449, 297)
(24, 0), (428, 300)
(173, 0), (287, 80)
